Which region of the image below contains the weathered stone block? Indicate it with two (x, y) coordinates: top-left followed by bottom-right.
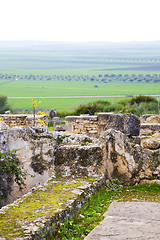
(54, 145), (103, 176)
(65, 121), (74, 132)
(140, 123), (160, 136)
(97, 112), (113, 125)
(141, 114), (160, 123)
(103, 113), (140, 136)
(142, 139), (160, 150)
(140, 114), (154, 123)
(146, 115), (160, 123)
(102, 129), (160, 185)
(123, 113), (140, 136)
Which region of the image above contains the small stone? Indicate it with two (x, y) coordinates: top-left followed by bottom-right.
(0, 121), (10, 131)
(142, 139), (160, 150)
(0, 210), (5, 215)
(78, 184), (91, 190)
(72, 189), (83, 195)
(58, 202), (64, 206)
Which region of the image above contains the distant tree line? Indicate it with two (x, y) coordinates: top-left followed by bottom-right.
(0, 73), (160, 84)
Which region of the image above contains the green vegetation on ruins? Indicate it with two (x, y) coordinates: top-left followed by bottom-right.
(0, 149), (26, 193)
(1, 177), (160, 239)
(0, 176), (98, 239)
(48, 181), (160, 240)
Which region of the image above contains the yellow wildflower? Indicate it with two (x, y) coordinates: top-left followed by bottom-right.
(37, 111), (49, 116)
(32, 98), (42, 108)
(36, 119), (47, 126)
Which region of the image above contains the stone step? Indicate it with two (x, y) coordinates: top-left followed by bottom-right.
(85, 201), (160, 240)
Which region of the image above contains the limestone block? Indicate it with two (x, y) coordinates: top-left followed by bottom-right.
(142, 139), (160, 150)
(75, 124), (83, 130)
(103, 113), (140, 136)
(103, 129), (160, 184)
(54, 144), (103, 176)
(0, 121), (10, 131)
(140, 123), (160, 136)
(140, 114), (154, 123)
(103, 129), (136, 184)
(65, 121), (74, 132)
(146, 115), (160, 123)
(97, 112), (113, 125)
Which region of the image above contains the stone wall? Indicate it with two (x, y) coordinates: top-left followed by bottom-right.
(0, 114), (27, 127)
(1, 113), (159, 136)
(140, 123), (160, 136)
(0, 128), (104, 207)
(102, 129), (160, 184)
(0, 123), (160, 239)
(0, 114), (46, 128)
(0, 128), (55, 206)
(66, 113), (140, 136)
(65, 113), (160, 137)
(140, 114), (160, 136)
(65, 115), (98, 134)
(140, 114), (160, 123)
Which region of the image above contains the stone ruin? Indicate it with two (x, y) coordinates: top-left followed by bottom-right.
(0, 112), (159, 207)
(0, 112), (160, 239)
(65, 112), (140, 136)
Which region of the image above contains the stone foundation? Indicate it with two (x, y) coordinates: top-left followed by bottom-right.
(65, 115), (98, 134)
(0, 112), (160, 239)
(0, 128), (104, 207)
(1, 113), (160, 137)
(66, 113), (140, 136)
(0, 123), (160, 207)
(0, 113), (159, 205)
(140, 123), (160, 136)
(0, 114), (46, 128)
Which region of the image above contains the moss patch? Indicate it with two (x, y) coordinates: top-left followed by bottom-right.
(0, 176), (99, 239)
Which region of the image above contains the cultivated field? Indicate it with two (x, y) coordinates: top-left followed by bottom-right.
(0, 41), (160, 111)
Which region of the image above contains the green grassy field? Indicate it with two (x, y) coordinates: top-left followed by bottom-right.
(1, 81), (160, 97)
(8, 97), (124, 111)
